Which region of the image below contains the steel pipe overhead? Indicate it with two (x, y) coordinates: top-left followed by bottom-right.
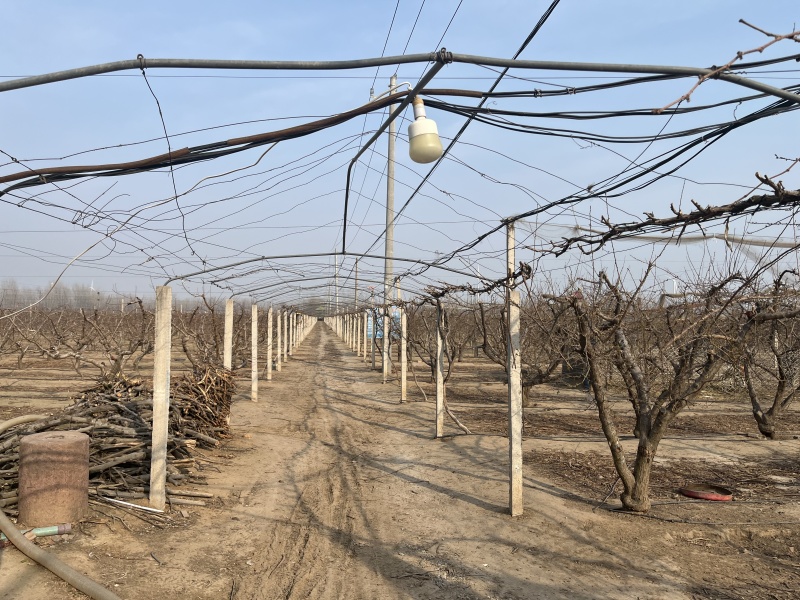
(3, 51), (798, 107)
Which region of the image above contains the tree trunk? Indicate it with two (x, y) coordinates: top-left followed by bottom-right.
(522, 385), (534, 408)
(753, 409), (776, 438)
(620, 439), (656, 512)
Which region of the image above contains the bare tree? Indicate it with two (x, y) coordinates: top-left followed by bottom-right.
(175, 295), (249, 370)
(567, 268), (754, 512)
(11, 301), (155, 380)
(476, 285), (573, 405)
(739, 272), (800, 438)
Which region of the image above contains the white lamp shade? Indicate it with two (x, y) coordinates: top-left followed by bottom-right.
(408, 118), (443, 163)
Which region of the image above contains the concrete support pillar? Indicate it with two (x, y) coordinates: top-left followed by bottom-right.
(251, 304), (258, 402)
(507, 222), (523, 516)
(283, 310), (289, 362)
(356, 313), (361, 356)
(364, 311), (369, 362)
(267, 306), (273, 381)
(371, 312), (377, 370)
(289, 311), (295, 357)
(149, 285), (172, 510)
(401, 306), (407, 402)
(276, 309), (282, 372)
(223, 299), (234, 371)
(382, 308), (390, 383)
(435, 301), (445, 438)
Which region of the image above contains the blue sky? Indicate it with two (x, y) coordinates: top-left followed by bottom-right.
(1, 1), (798, 308)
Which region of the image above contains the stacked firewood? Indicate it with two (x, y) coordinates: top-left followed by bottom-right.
(0, 366), (235, 516)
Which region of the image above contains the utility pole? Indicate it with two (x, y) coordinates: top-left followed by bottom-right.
(383, 74), (396, 384)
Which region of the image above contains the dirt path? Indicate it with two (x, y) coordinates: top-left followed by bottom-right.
(2, 322), (800, 599)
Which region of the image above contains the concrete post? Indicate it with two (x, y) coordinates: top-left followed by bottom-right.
(435, 301), (445, 438)
(356, 313), (361, 356)
(401, 306), (407, 402)
(289, 311), (294, 357)
(384, 74), (396, 384)
(149, 286), (172, 510)
(267, 306), (273, 381)
(349, 314), (354, 351)
(364, 310), (369, 362)
(251, 304), (258, 402)
(371, 311), (377, 370)
(507, 222), (523, 516)
(276, 309), (282, 372)
(283, 310), (289, 362)
(223, 299), (234, 371)
(383, 308), (390, 383)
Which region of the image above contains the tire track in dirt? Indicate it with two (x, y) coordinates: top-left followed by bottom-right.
(235, 324), (385, 600)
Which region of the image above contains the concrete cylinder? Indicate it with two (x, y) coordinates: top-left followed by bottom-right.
(18, 431), (89, 527)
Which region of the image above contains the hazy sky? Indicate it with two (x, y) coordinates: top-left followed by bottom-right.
(1, 1), (798, 308)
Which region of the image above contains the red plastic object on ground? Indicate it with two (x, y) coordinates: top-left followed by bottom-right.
(679, 484), (733, 501)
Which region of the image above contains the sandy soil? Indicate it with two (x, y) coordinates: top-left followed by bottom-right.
(2, 323), (800, 599)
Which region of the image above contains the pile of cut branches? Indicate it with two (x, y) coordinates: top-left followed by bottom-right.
(170, 365), (236, 444)
(0, 366), (235, 516)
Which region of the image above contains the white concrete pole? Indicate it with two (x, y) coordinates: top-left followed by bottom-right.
(358, 313), (362, 359)
(382, 307), (390, 383)
(435, 301), (445, 438)
(401, 306), (407, 402)
(251, 304), (258, 402)
(507, 222), (523, 516)
(384, 74), (396, 383)
(223, 299), (234, 370)
(267, 306), (273, 381)
(354, 258), (359, 353)
(276, 309), (282, 372)
(335, 254), (339, 314)
(289, 311), (294, 357)
(149, 286), (172, 510)
(363, 310), (369, 362)
(371, 311), (377, 370)
(283, 310), (289, 361)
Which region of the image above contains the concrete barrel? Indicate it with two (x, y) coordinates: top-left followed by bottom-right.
(18, 431), (89, 527)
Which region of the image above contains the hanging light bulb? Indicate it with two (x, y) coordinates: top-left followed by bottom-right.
(408, 97), (443, 164)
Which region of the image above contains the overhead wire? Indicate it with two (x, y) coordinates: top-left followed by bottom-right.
(350, 0), (565, 291)
(4, 42), (800, 303)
